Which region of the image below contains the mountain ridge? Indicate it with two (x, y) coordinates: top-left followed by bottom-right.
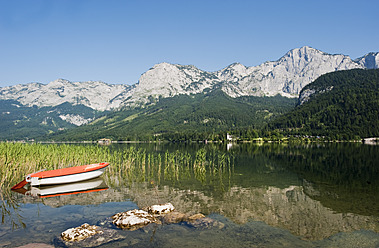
(1, 46), (378, 113)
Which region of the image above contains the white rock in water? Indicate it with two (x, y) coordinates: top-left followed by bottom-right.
(112, 209), (156, 230)
(61, 223), (103, 241)
(147, 203), (175, 215)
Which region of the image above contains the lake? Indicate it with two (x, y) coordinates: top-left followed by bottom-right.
(1, 142), (378, 247)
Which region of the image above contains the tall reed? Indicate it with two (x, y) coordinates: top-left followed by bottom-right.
(0, 143), (112, 189)
(1, 142), (234, 192)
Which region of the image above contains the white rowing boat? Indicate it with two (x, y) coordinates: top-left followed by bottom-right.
(11, 162), (109, 189)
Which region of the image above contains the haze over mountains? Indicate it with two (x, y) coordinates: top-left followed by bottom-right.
(1, 46), (378, 114)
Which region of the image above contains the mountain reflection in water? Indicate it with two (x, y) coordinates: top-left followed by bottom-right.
(1, 143), (378, 245)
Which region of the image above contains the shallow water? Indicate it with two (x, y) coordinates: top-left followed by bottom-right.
(1, 143), (379, 247)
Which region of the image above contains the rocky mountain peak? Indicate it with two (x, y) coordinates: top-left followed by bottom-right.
(219, 63), (248, 77)
(139, 63), (182, 86)
(1, 47), (378, 112)
(123, 62), (218, 107)
(355, 52), (379, 69)
(53, 78), (71, 84)
(285, 46), (322, 57)
(47, 78), (72, 89)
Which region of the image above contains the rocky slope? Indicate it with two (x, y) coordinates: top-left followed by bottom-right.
(0, 79), (133, 111)
(1, 47), (378, 112)
(355, 52), (379, 69)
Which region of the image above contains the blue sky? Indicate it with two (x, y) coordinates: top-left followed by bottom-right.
(0, 0), (378, 87)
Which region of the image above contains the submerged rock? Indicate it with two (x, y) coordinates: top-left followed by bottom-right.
(162, 211), (188, 224)
(187, 213), (205, 221)
(112, 209), (157, 230)
(61, 223), (103, 242)
(187, 217), (225, 229)
(16, 243), (54, 248)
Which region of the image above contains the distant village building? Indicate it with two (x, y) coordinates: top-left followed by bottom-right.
(363, 137), (379, 145)
(98, 138), (112, 145)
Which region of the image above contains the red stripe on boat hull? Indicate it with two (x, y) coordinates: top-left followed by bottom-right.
(29, 162), (109, 179)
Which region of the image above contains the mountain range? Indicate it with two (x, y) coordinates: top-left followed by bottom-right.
(1, 46), (378, 113)
(0, 46), (378, 140)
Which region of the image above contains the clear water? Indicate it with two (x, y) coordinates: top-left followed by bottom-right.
(1, 143), (379, 247)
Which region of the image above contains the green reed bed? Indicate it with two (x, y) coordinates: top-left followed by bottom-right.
(0, 143), (111, 189)
(0, 143), (234, 191)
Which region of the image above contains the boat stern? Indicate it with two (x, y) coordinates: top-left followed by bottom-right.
(26, 175), (41, 186)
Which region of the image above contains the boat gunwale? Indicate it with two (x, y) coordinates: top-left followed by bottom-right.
(28, 162), (109, 180)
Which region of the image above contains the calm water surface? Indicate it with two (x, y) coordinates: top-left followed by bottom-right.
(1, 143), (378, 247)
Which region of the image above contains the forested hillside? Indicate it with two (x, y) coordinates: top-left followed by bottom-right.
(48, 89), (296, 141)
(268, 69), (379, 139)
(5, 69), (377, 142)
(0, 100), (102, 140)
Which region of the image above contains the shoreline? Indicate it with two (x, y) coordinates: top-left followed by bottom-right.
(2, 137), (378, 145)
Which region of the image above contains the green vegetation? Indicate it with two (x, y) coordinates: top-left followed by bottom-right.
(0, 101), (104, 140)
(2, 69), (378, 142)
(268, 69), (379, 140)
(0, 143), (110, 190)
(0, 142), (233, 193)
(0, 142), (234, 229)
(47, 89), (296, 141)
